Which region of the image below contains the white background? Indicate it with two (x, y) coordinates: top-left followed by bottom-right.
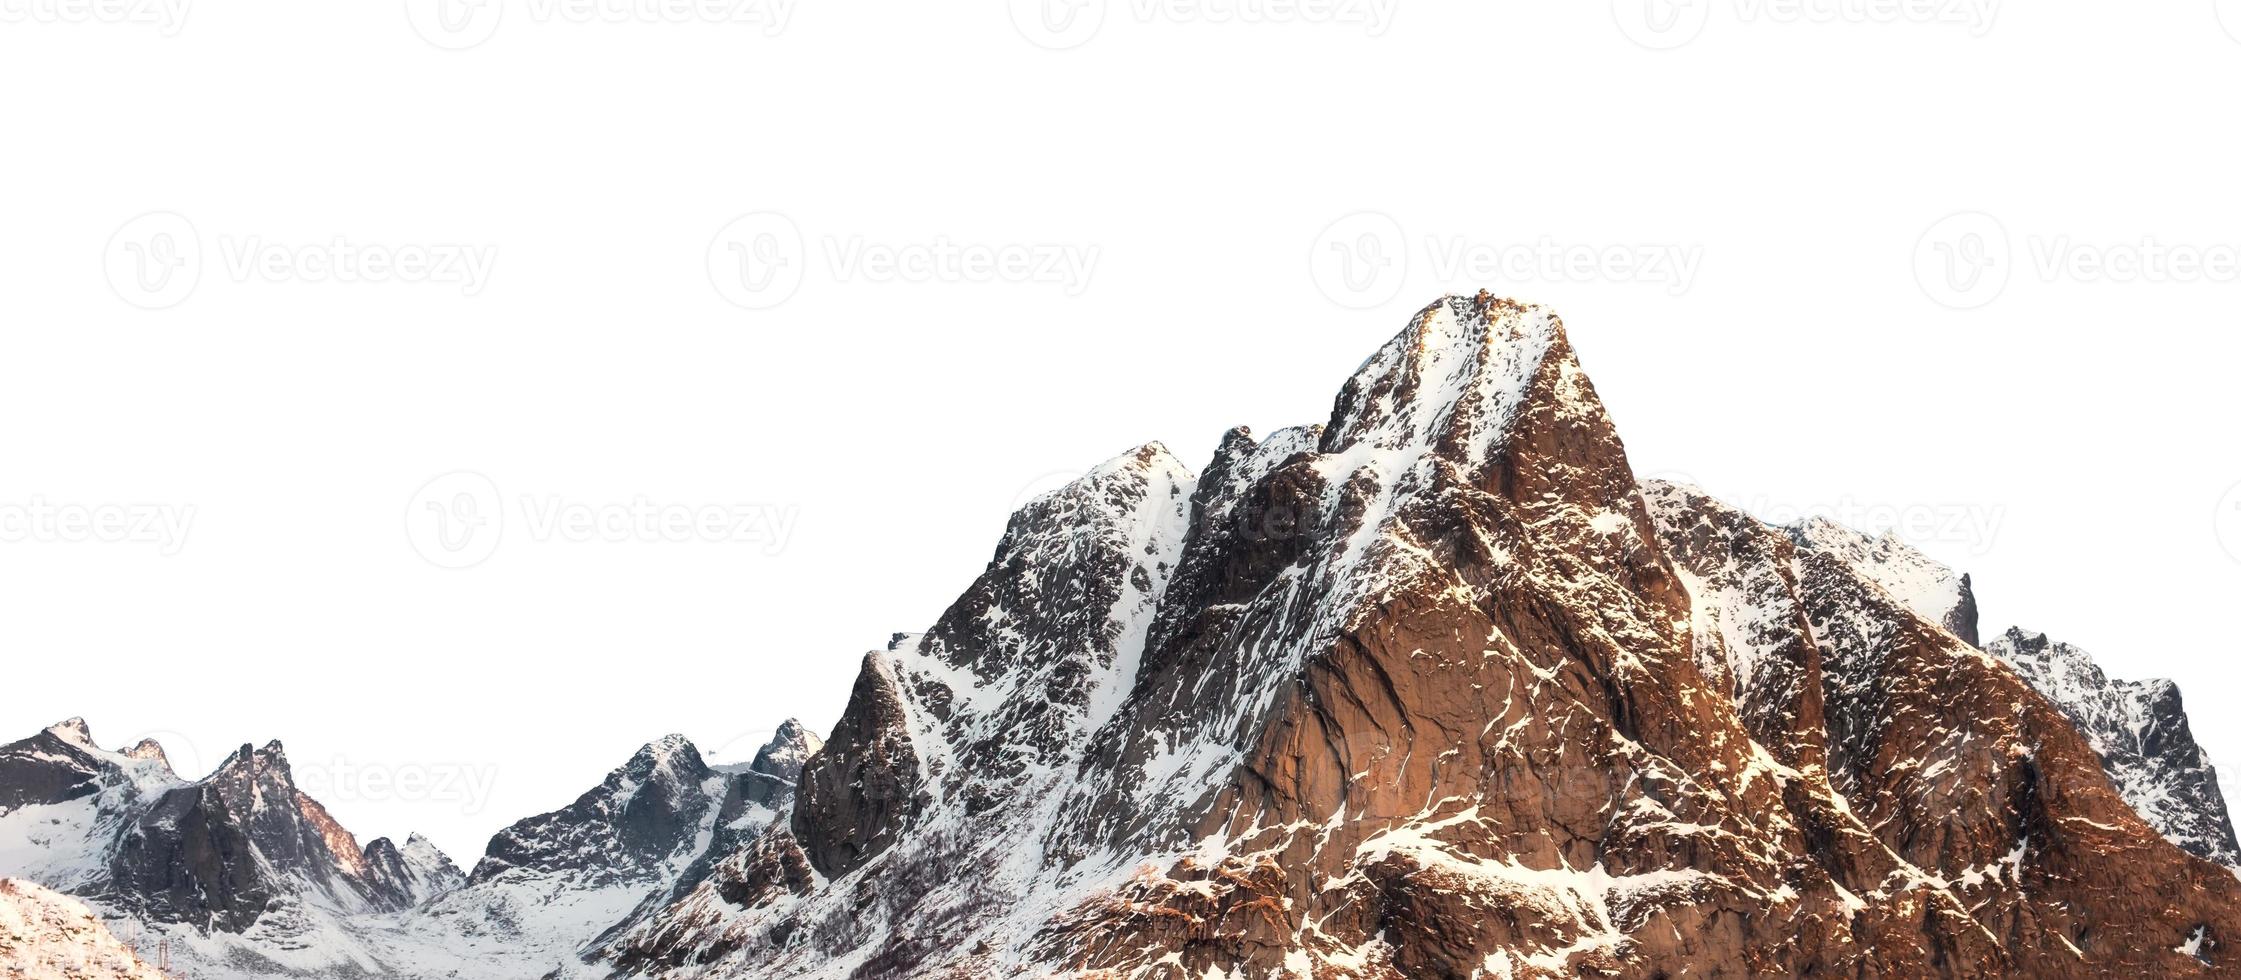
(4, 0), (2240, 864)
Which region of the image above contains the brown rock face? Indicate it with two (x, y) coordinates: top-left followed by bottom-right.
(602, 294), (2241, 979)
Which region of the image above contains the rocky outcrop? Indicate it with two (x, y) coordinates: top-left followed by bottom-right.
(1988, 627), (2241, 870)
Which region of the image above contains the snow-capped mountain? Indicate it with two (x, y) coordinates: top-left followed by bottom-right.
(0, 719), (456, 976)
(6, 293), (2241, 977)
(0, 878), (163, 980)
(1987, 627), (2241, 870)
(404, 730), (813, 979)
(0, 719), (818, 979)
(605, 294), (2241, 977)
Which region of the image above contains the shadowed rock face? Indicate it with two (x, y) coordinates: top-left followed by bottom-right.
(4, 721), (444, 938)
(602, 294), (2241, 979)
(471, 736), (723, 889)
(0, 721), (111, 812)
(364, 833), (466, 908)
(106, 741), (400, 931)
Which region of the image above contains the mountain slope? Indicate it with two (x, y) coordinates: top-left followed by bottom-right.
(1987, 627), (2241, 870)
(0, 878), (164, 980)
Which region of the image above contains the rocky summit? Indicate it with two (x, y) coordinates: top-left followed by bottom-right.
(3, 294), (2237, 978)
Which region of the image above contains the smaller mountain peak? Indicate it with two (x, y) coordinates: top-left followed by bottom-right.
(642, 733), (694, 757)
(748, 721), (824, 783)
(44, 717), (94, 747)
(624, 735), (708, 783)
(1094, 442), (1195, 483)
(212, 740), (292, 780)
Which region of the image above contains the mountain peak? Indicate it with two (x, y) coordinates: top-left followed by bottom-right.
(1323, 293), (1567, 465)
(628, 734), (702, 773)
(748, 722), (823, 784)
(43, 718), (94, 749)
